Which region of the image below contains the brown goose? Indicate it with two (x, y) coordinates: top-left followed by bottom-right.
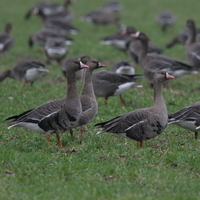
(131, 32), (197, 84)
(95, 71), (174, 148)
(168, 101), (200, 140)
(111, 60), (135, 75)
(0, 23), (13, 54)
(185, 19), (200, 70)
(156, 11), (176, 32)
(92, 70), (142, 106)
(0, 59), (49, 86)
(72, 59), (106, 141)
(6, 60), (89, 147)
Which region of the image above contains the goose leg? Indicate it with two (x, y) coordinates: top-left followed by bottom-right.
(119, 95), (126, 106)
(104, 98), (108, 105)
(195, 132), (198, 140)
(78, 127), (85, 144)
(56, 134), (63, 147)
(137, 141), (143, 148)
(69, 128), (74, 137)
(46, 134), (51, 143)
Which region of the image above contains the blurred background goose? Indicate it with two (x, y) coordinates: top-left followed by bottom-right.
(95, 71), (174, 148)
(0, 59), (48, 86)
(168, 101), (200, 140)
(0, 23), (13, 54)
(111, 60), (135, 75)
(156, 11), (176, 32)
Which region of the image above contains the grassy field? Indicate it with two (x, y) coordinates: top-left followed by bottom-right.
(0, 0), (200, 199)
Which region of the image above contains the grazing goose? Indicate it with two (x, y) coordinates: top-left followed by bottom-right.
(92, 70), (142, 106)
(6, 60), (89, 147)
(28, 28), (73, 49)
(156, 11), (176, 32)
(0, 59), (48, 86)
(100, 26), (136, 51)
(168, 101), (200, 140)
(185, 19), (200, 70)
(80, 8), (122, 28)
(0, 23), (13, 54)
(95, 71), (175, 148)
(130, 32), (197, 83)
(166, 27), (200, 48)
(72, 59), (106, 141)
(111, 60), (135, 75)
(25, 0), (74, 21)
(44, 37), (68, 65)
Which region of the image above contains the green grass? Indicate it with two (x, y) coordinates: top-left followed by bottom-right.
(0, 0), (200, 199)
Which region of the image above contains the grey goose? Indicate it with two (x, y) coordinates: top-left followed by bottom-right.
(168, 101), (200, 140)
(95, 71), (174, 148)
(185, 19), (200, 70)
(0, 23), (13, 54)
(130, 32), (197, 84)
(0, 59), (48, 86)
(111, 61), (135, 75)
(6, 59), (89, 147)
(92, 70), (142, 106)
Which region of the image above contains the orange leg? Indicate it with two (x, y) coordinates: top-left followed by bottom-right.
(56, 134), (63, 147)
(78, 127), (85, 144)
(195, 132), (198, 140)
(69, 128), (74, 137)
(119, 95), (126, 106)
(104, 98), (108, 105)
(46, 134), (51, 143)
(137, 141), (143, 148)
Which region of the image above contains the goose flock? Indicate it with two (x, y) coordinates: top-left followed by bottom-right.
(1, 0), (200, 148)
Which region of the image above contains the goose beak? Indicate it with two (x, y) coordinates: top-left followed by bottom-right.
(130, 31), (140, 38)
(98, 62), (106, 67)
(80, 61), (89, 68)
(166, 72), (175, 79)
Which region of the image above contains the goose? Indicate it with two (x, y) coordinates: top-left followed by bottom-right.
(72, 59), (106, 141)
(6, 59), (89, 147)
(111, 60), (135, 75)
(156, 11), (176, 32)
(25, 0), (74, 21)
(44, 37), (68, 65)
(80, 8), (122, 28)
(185, 19), (200, 70)
(0, 59), (48, 86)
(130, 32), (197, 84)
(92, 70), (142, 106)
(100, 26), (136, 51)
(166, 27), (200, 48)
(168, 101), (200, 140)
(103, 0), (122, 12)
(0, 23), (13, 54)
(28, 28), (73, 49)
(95, 71), (175, 148)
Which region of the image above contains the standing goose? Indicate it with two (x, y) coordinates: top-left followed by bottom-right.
(185, 19), (200, 70)
(130, 32), (197, 84)
(73, 59), (106, 141)
(92, 70), (142, 106)
(0, 59), (49, 86)
(111, 60), (135, 75)
(6, 60), (89, 147)
(168, 101), (200, 140)
(0, 23), (13, 54)
(95, 71), (174, 148)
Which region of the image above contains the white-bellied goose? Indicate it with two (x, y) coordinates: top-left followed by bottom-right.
(111, 60), (135, 75)
(95, 71), (174, 148)
(92, 70), (142, 106)
(6, 60), (89, 147)
(80, 8), (122, 28)
(168, 101), (200, 140)
(0, 23), (13, 54)
(166, 27), (200, 48)
(131, 32), (198, 84)
(185, 19), (200, 70)
(156, 11), (176, 32)
(100, 26), (136, 51)
(28, 28), (73, 49)
(0, 59), (48, 86)
(72, 59), (106, 141)
(44, 37), (68, 65)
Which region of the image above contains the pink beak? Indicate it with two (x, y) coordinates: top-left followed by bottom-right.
(98, 62), (106, 67)
(80, 61), (89, 68)
(166, 72), (175, 79)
